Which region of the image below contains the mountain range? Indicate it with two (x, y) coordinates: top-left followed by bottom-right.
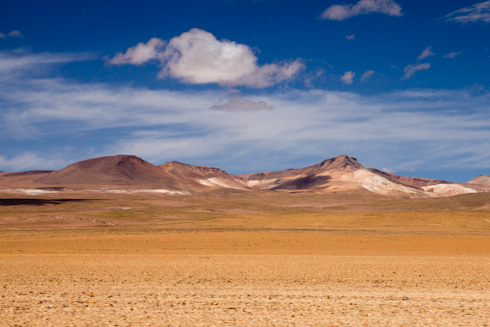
(1, 154), (489, 197)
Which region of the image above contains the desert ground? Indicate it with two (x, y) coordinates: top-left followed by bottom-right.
(1, 189), (489, 326)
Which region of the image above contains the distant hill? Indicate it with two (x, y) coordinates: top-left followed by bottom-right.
(239, 154), (466, 196)
(159, 161), (247, 190)
(468, 175), (490, 186)
(0, 154), (488, 197)
(36, 155), (179, 189)
(0, 170), (54, 188)
(239, 155), (363, 192)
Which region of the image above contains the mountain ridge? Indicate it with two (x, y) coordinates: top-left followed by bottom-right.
(0, 154), (488, 197)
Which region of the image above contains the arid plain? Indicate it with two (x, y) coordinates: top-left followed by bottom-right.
(1, 188), (489, 326)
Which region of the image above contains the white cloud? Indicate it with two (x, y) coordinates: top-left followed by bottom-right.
(321, 0), (402, 20)
(417, 46), (435, 60)
(361, 70), (375, 82)
(0, 152), (65, 171)
(8, 30), (23, 37)
(0, 30), (23, 39)
(109, 37), (165, 65)
(444, 51), (462, 59)
(346, 34), (356, 40)
(109, 28), (304, 88)
(445, 1), (490, 23)
(0, 50), (95, 78)
(341, 71), (355, 84)
(95, 89), (490, 172)
(209, 97), (273, 112)
(402, 63), (431, 79)
(304, 69), (325, 88)
(2, 51), (490, 174)
(2, 77), (490, 173)
(109, 136), (219, 161)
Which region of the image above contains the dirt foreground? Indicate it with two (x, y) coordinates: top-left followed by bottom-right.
(1, 191), (490, 326)
(1, 231), (489, 327)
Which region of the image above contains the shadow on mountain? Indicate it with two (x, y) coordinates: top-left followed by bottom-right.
(273, 175), (332, 190)
(0, 199), (93, 206)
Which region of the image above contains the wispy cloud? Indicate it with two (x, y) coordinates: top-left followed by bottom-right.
(445, 1), (490, 23)
(444, 51), (462, 59)
(0, 30), (23, 39)
(361, 70), (375, 82)
(346, 34), (356, 40)
(209, 97), (273, 112)
(321, 0), (402, 21)
(417, 46), (435, 60)
(0, 50), (96, 79)
(109, 28), (304, 88)
(403, 63), (431, 79)
(2, 69), (490, 173)
(2, 49), (490, 175)
(109, 37), (165, 65)
(0, 152), (66, 172)
(304, 69), (325, 88)
(341, 71), (355, 84)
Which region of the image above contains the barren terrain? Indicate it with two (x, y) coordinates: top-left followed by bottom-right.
(1, 190), (489, 326)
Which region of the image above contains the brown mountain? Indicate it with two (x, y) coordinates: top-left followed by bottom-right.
(159, 161), (248, 190)
(0, 154), (488, 197)
(0, 170), (54, 188)
(0, 155), (248, 192)
(239, 155), (363, 192)
(239, 155), (486, 197)
(239, 154), (427, 195)
(35, 155), (179, 189)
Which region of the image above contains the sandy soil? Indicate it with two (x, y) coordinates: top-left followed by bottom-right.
(1, 191), (489, 326)
(1, 231), (489, 326)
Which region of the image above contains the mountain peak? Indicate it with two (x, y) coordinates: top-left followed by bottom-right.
(319, 154), (362, 170)
(73, 154), (146, 169)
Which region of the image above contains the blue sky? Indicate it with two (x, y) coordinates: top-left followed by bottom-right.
(1, 0), (490, 181)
